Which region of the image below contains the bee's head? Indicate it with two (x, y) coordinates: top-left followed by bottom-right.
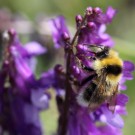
(95, 46), (110, 59)
(82, 44), (111, 60)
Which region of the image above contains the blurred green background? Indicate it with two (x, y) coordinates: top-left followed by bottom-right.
(0, 0), (135, 135)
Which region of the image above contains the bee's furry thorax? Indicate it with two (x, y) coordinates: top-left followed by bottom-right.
(92, 49), (123, 85)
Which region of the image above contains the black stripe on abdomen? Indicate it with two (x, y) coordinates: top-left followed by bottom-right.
(106, 65), (122, 75)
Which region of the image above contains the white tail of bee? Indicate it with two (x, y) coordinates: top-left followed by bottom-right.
(76, 90), (89, 107)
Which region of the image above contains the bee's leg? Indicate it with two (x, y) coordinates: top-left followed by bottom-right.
(80, 74), (96, 86)
(82, 65), (95, 72)
(79, 63), (97, 86)
(107, 85), (119, 113)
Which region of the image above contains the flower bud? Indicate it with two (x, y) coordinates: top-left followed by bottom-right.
(87, 22), (96, 30)
(62, 32), (70, 41)
(54, 64), (64, 74)
(8, 28), (16, 38)
(93, 7), (102, 14)
(76, 44), (88, 53)
(76, 15), (83, 23)
(72, 65), (81, 75)
(86, 7), (93, 15)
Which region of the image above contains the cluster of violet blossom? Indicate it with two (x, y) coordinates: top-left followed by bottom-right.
(0, 29), (50, 135)
(0, 6), (134, 135)
(44, 6), (135, 135)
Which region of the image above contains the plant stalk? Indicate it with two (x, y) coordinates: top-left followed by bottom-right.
(59, 13), (88, 135)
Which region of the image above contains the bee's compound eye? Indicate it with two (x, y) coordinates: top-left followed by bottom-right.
(92, 57), (96, 60)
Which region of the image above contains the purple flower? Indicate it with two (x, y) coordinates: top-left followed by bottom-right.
(39, 64), (66, 95)
(0, 29), (49, 135)
(98, 125), (122, 135)
(24, 41), (47, 56)
(119, 61), (135, 90)
(49, 16), (70, 48)
(77, 7), (116, 46)
(4, 92), (43, 135)
(50, 6), (134, 135)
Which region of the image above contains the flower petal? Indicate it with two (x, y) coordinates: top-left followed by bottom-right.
(107, 114), (124, 128)
(106, 6), (117, 23)
(123, 61), (135, 72)
(31, 89), (49, 110)
(50, 16), (70, 48)
(24, 42), (47, 56)
(116, 94), (129, 106)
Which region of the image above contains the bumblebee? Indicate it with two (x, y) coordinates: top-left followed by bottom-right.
(77, 45), (123, 111)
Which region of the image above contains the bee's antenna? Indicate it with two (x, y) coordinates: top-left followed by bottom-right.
(83, 43), (104, 50)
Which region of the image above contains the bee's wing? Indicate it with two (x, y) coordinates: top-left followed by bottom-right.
(107, 84), (118, 113)
(88, 69), (107, 110)
(80, 73), (97, 86)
